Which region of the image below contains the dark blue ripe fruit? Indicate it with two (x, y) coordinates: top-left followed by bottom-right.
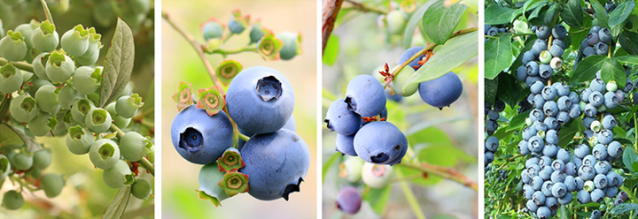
(325, 98), (362, 136)
(345, 75), (386, 117)
(336, 134), (357, 156)
(240, 129), (310, 201)
(336, 186), (362, 214)
(171, 105), (233, 164)
(226, 66), (295, 135)
(418, 72), (463, 109)
(399, 46), (426, 69)
(353, 121), (407, 165)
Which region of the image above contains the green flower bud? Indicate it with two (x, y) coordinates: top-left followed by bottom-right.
(31, 20), (59, 52)
(46, 52), (76, 83)
(61, 24), (90, 56)
(0, 64), (23, 93)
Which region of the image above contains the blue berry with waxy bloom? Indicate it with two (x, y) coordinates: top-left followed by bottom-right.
(336, 134), (357, 156)
(353, 121), (407, 165)
(536, 25), (551, 39)
(325, 98), (362, 136)
(399, 46), (426, 69)
(336, 186), (362, 214)
(418, 72), (463, 109)
(344, 74), (386, 117)
(171, 105), (233, 164)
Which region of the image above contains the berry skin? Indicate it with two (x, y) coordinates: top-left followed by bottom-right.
(89, 139), (120, 169)
(607, 141), (623, 158)
(599, 28), (611, 43)
(61, 24), (90, 56)
(46, 52), (76, 83)
(58, 85), (82, 110)
(31, 20), (59, 52)
(604, 91), (619, 109)
(541, 86), (557, 100)
(591, 189), (605, 203)
(550, 44), (564, 58)
(390, 65), (418, 96)
(539, 64), (552, 79)
(0, 31), (27, 61)
(353, 121), (407, 165)
(116, 94), (144, 118)
(361, 162), (393, 188)
(589, 91), (604, 107)
(595, 42), (609, 55)
(594, 174), (608, 189)
(102, 160), (134, 189)
(202, 19), (224, 41)
(41, 173), (64, 198)
(587, 32), (600, 46)
(131, 178), (152, 199)
(0, 64), (23, 94)
(536, 25), (551, 39)
(597, 129), (614, 145)
(336, 186), (362, 214)
(226, 66), (295, 135)
(277, 31), (302, 60)
(72, 66), (102, 95)
(336, 134), (357, 156)
(485, 136), (499, 152)
(602, 114), (616, 129)
(32, 149), (51, 170)
(35, 85), (60, 114)
(530, 81), (544, 94)
(399, 46), (426, 69)
(578, 190), (591, 203)
(344, 75), (386, 117)
(575, 144), (590, 159)
(552, 24), (567, 39)
(85, 108), (112, 133)
(240, 129), (310, 201)
(325, 98), (362, 136)
(119, 132), (153, 162)
(418, 72), (463, 109)
(171, 105), (233, 164)
(531, 40), (547, 56)
(543, 101), (558, 117)
(522, 51), (535, 64)
(65, 125), (95, 155)
(2, 190), (23, 210)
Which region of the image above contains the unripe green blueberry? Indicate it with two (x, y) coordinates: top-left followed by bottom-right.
(130, 0), (151, 15)
(32, 149), (51, 170)
(35, 85), (60, 114)
(584, 180), (595, 192)
(147, 146), (154, 163)
(41, 173), (64, 198)
(390, 65), (418, 96)
(102, 160), (134, 188)
(58, 85), (81, 110)
(75, 28), (102, 66)
(201, 19), (224, 41)
(276, 31), (302, 61)
(61, 24), (90, 56)
(9, 94), (39, 123)
(28, 167), (41, 178)
(249, 20), (267, 44)
(591, 120), (602, 132)
(72, 66), (101, 95)
(119, 132), (153, 161)
(87, 93), (100, 106)
(0, 155), (11, 180)
(539, 50), (552, 64)
(115, 94), (143, 118)
(2, 190), (23, 210)
(131, 178), (151, 199)
(31, 20), (59, 52)
(85, 108), (112, 133)
(11, 153), (33, 171)
(550, 57), (562, 70)
(28, 112), (56, 137)
(65, 125), (95, 155)
(0, 64), (23, 93)
(14, 21), (37, 49)
(361, 162), (393, 188)
(71, 98), (94, 125)
(0, 31), (27, 61)
(386, 10), (407, 35)
(106, 102), (132, 127)
(32, 52), (51, 80)
(89, 139), (120, 169)
(607, 81), (618, 92)
(52, 111), (68, 136)
(46, 52), (76, 83)
(339, 156), (364, 183)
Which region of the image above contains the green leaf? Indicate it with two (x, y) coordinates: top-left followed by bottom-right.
(404, 31), (478, 88)
(542, 3), (559, 26)
(506, 110), (530, 132)
(496, 73), (521, 107)
(590, 0), (609, 28)
(609, 1), (635, 27)
(421, 1), (468, 45)
(623, 147), (638, 172)
(322, 34), (339, 66)
(484, 5), (521, 25)
(610, 203), (638, 214)
(600, 58), (626, 89)
(485, 35), (513, 79)
(362, 185), (391, 215)
(403, 2), (434, 48)
(321, 152), (341, 184)
(560, 0), (583, 28)
(571, 56), (607, 83)
(102, 186), (131, 219)
(485, 78), (498, 104)
(620, 30), (638, 55)
(558, 118), (582, 147)
(617, 55), (638, 65)
(99, 18), (135, 107)
(0, 124), (42, 152)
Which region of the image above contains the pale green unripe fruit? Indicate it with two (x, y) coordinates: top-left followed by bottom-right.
(390, 65), (418, 96)
(0, 31), (27, 61)
(361, 162), (393, 188)
(102, 160), (134, 188)
(31, 20), (59, 52)
(35, 85), (60, 114)
(61, 24), (90, 56)
(9, 94), (39, 123)
(0, 64), (23, 93)
(45, 52), (76, 83)
(32, 52), (51, 80)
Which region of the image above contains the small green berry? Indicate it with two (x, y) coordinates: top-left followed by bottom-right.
(11, 153), (33, 171)
(31, 20), (59, 52)
(390, 65), (418, 96)
(147, 146), (155, 163)
(52, 111), (68, 136)
(27, 168), (42, 178)
(61, 24), (90, 56)
(131, 178), (152, 199)
(2, 190), (24, 210)
(35, 85), (60, 114)
(386, 10), (407, 35)
(85, 108), (112, 133)
(75, 27), (102, 66)
(32, 52), (51, 80)
(277, 32), (302, 61)
(249, 20), (269, 44)
(65, 125), (95, 155)
(32, 149), (52, 170)
(0, 31), (27, 61)
(41, 173), (64, 198)
(228, 10), (248, 34)
(119, 132), (153, 161)
(607, 81), (618, 92)
(14, 22), (36, 49)
(89, 139), (120, 169)
(71, 98), (94, 125)
(46, 52), (76, 83)
(102, 160), (134, 188)
(28, 112), (56, 137)
(9, 94), (39, 123)
(0, 155), (11, 180)
(0, 64), (23, 93)
(72, 66), (102, 95)
(115, 94), (144, 118)
(539, 50), (552, 64)
(201, 18), (224, 41)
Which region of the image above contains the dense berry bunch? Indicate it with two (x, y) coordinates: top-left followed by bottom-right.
(484, 99), (504, 169)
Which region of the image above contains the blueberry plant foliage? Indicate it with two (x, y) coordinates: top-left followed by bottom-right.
(163, 9), (310, 207)
(485, 0), (638, 218)
(0, 0), (154, 218)
(322, 0), (479, 218)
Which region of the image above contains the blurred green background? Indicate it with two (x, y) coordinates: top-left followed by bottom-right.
(0, 0), (155, 218)
(161, 0), (317, 218)
(321, 0), (479, 218)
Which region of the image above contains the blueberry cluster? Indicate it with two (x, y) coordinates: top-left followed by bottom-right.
(580, 26), (612, 58)
(171, 66), (310, 205)
(0, 17), (153, 210)
(484, 24), (509, 42)
(484, 99), (504, 169)
(516, 24), (566, 86)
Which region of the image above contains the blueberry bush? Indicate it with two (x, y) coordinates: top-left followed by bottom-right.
(0, 0), (154, 218)
(485, 0), (638, 218)
(162, 1), (316, 217)
(322, 0), (479, 218)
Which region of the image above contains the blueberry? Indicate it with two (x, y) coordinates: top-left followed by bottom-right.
(240, 129), (310, 201)
(541, 86), (557, 100)
(528, 136), (545, 153)
(539, 64), (553, 79)
(583, 155), (598, 167)
(565, 175), (577, 191)
(399, 46), (426, 69)
(551, 171), (566, 183)
(606, 186), (619, 198)
(558, 192), (573, 205)
(526, 76), (542, 87)
(336, 186), (362, 214)
(578, 190), (591, 203)
(536, 25), (551, 39)
(361, 162), (393, 188)
(557, 148), (571, 163)
(579, 164), (596, 180)
(485, 136), (499, 152)
(486, 27), (498, 36)
(325, 98), (362, 136)
(599, 28), (611, 43)
(589, 91), (604, 107)
(587, 32), (600, 46)
(591, 189), (605, 203)
(196, 163), (228, 207)
(532, 190), (546, 205)
(336, 134), (357, 156)
(592, 144), (608, 160)
(604, 91), (619, 109)
(543, 144), (558, 157)
(594, 161), (611, 175)
(522, 51), (536, 65)
(597, 129), (613, 145)
(565, 162), (577, 176)
(521, 171), (531, 183)
(575, 144), (590, 159)
(590, 78), (606, 92)
(545, 129), (558, 145)
(533, 94), (546, 109)
(532, 39), (547, 56)
(544, 117), (559, 130)
(536, 206), (551, 219)
(417, 72), (463, 109)
(485, 151), (494, 165)
(171, 105), (233, 164)
(595, 42), (609, 55)
(594, 174), (608, 189)
(276, 32), (302, 60)
(607, 141), (623, 158)
(353, 121), (407, 165)
(543, 101), (558, 117)
(519, 140), (530, 155)
(530, 109), (544, 123)
(557, 96), (572, 111)
(549, 44), (564, 57)
(526, 199), (539, 212)
(569, 104), (582, 118)
(583, 46), (596, 57)
(552, 24), (567, 39)
(553, 39), (565, 48)
(226, 66), (295, 134)
(530, 81), (545, 94)
(540, 156), (553, 166)
(516, 65), (528, 81)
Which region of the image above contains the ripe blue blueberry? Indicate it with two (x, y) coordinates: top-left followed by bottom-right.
(336, 134), (356, 156)
(539, 64), (552, 79)
(543, 101), (558, 117)
(418, 72), (463, 109)
(599, 28), (611, 43)
(536, 25), (550, 39)
(591, 189), (605, 203)
(325, 98), (362, 136)
(399, 46), (426, 69)
(353, 121), (407, 165)
(577, 190), (591, 203)
(522, 51), (535, 65)
(344, 75), (386, 117)
(526, 62), (539, 76)
(552, 24), (567, 39)
(607, 141), (622, 158)
(597, 129), (613, 145)
(171, 105), (233, 164)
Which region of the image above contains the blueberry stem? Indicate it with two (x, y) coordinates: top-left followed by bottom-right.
(39, 0), (55, 26)
(210, 46), (258, 56)
(396, 162), (478, 192)
(343, 0), (388, 15)
(0, 58), (35, 73)
(238, 133), (249, 142)
(322, 0), (345, 54)
(395, 169), (427, 219)
(139, 157), (155, 176)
